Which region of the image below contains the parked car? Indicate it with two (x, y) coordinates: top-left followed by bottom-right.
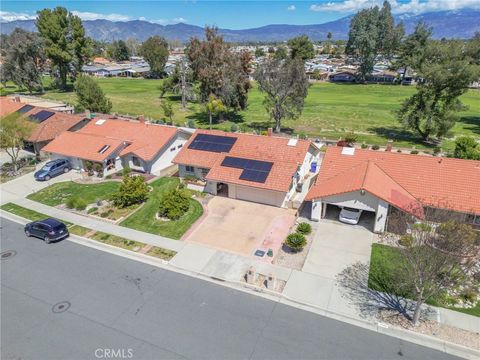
(339, 207), (363, 225)
(34, 159), (70, 181)
(24, 218), (69, 244)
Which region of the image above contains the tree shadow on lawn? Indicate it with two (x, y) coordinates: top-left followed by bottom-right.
(457, 115), (480, 135)
(248, 121), (295, 134)
(186, 111), (246, 126)
(367, 126), (435, 148)
(336, 262), (435, 322)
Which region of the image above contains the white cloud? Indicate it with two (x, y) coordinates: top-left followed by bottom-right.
(310, 0), (480, 14)
(0, 11), (36, 22)
(287, 5), (297, 11)
(71, 11), (131, 22)
(151, 17), (187, 25)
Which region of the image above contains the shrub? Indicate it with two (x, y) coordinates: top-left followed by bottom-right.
(398, 234), (414, 247)
(361, 143), (368, 149)
(122, 166), (131, 177)
(433, 147), (441, 156)
(230, 123), (238, 132)
(396, 149), (402, 153)
(297, 222), (312, 235)
(87, 207), (98, 214)
(298, 131), (308, 140)
(186, 119), (195, 128)
(284, 233), (307, 251)
(100, 209), (113, 218)
(110, 174), (149, 208)
(343, 132), (357, 144)
(371, 144), (380, 150)
(158, 188), (190, 220)
(410, 150), (419, 154)
(66, 196), (87, 210)
(461, 289), (478, 303)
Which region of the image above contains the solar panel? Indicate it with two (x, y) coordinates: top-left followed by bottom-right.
(221, 156), (273, 183)
(17, 105), (34, 114)
(29, 110), (55, 123)
(188, 134), (237, 153)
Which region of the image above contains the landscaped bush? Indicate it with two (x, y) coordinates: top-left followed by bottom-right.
(158, 188), (190, 220)
(371, 144), (380, 150)
(410, 150), (419, 154)
(87, 207), (98, 214)
(66, 196), (87, 210)
(284, 233), (307, 251)
(230, 123), (238, 132)
(187, 119), (196, 129)
(111, 174), (149, 208)
(361, 143), (368, 149)
(296, 222), (312, 235)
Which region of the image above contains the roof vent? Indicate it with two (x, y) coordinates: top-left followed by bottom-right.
(287, 138), (298, 147)
(341, 147), (355, 156)
(95, 119), (106, 125)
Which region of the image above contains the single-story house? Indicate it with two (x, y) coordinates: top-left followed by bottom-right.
(306, 146), (480, 233)
(329, 71), (356, 83)
(1, 97), (89, 155)
(42, 118), (191, 177)
(173, 129), (320, 208)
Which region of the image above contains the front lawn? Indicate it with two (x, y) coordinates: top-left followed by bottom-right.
(120, 177), (203, 239)
(27, 181), (120, 206)
(368, 244), (479, 317)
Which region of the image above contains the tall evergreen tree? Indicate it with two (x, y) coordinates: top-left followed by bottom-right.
(140, 36), (169, 78)
(288, 35), (315, 61)
(75, 75), (112, 113)
(36, 7), (90, 88)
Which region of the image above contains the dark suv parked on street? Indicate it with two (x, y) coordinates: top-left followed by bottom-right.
(34, 159), (71, 181)
(24, 218), (69, 244)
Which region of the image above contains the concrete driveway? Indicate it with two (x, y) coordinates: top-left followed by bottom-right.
(184, 196), (296, 259)
(1, 164), (81, 205)
(302, 219), (376, 279)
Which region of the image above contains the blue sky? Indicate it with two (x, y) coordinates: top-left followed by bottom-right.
(1, 1), (479, 29)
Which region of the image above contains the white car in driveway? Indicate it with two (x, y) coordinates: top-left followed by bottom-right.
(339, 207), (363, 225)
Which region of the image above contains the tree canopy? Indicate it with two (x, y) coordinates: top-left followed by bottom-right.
(36, 6), (90, 88)
(0, 113), (35, 173)
(75, 75), (112, 113)
(108, 40), (130, 62)
(453, 136), (480, 160)
(187, 27), (251, 111)
(287, 35), (315, 61)
(255, 58), (309, 133)
(140, 36), (169, 78)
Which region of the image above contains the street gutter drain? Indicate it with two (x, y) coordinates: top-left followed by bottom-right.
(52, 301), (71, 313)
(0, 250), (16, 260)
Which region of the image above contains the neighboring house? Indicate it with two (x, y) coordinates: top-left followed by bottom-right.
(329, 71), (356, 83)
(0, 97), (88, 155)
(173, 129), (320, 208)
(366, 72), (397, 84)
(306, 146), (480, 233)
(42, 118), (191, 177)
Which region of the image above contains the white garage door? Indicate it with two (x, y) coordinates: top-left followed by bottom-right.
(235, 185), (284, 207)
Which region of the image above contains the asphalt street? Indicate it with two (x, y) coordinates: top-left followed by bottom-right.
(1, 217), (462, 360)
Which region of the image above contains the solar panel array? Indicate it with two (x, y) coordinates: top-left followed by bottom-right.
(221, 156), (273, 183)
(29, 110), (55, 123)
(17, 105), (34, 114)
(188, 134), (237, 153)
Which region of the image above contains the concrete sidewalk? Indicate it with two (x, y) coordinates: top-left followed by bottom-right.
(10, 198), (185, 253)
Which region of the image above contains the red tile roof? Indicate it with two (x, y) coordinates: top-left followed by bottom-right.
(43, 118), (178, 162)
(173, 129), (312, 192)
(306, 147), (480, 216)
(0, 97), (25, 116)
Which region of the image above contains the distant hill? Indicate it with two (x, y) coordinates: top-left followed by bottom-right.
(1, 9), (479, 42)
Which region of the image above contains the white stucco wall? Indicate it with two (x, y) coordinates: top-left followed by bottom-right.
(150, 133), (189, 174)
(322, 191), (380, 211)
(374, 199), (389, 233)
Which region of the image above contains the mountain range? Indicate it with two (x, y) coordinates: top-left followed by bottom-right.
(1, 9), (479, 42)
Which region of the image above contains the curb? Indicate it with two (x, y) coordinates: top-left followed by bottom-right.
(1, 211), (478, 359)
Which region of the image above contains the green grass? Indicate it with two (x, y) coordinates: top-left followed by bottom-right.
(90, 231), (143, 251)
(0, 203), (72, 225)
(27, 181), (120, 206)
(68, 225), (91, 236)
(369, 244), (479, 317)
(146, 246), (177, 261)
(120, 177), (203, 239)
(3, 76), (478, 149)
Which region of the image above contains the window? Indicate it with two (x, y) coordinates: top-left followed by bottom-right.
(132, 156), (141, 167)
(185, 165), (194, 173)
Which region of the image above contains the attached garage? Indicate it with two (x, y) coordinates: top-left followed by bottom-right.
(229, 184), (287, 207)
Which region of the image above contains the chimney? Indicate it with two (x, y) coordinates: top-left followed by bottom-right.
(385, 139), (393, 152)
(138, 115), (145, 123)
(14, 96), (20, 103)
(267, 128), (273, 137)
